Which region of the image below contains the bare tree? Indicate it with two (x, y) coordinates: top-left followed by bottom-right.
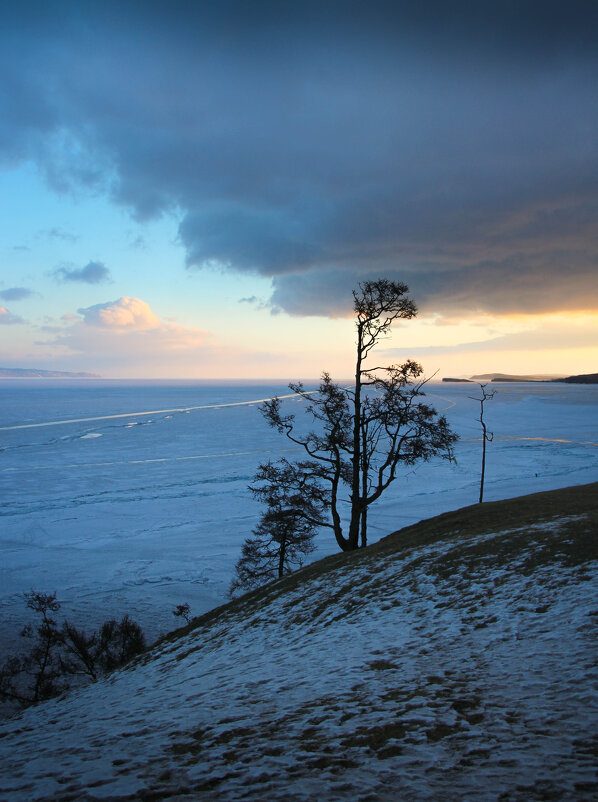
(260, 280), (458, 552)
(60, 615), (146, 678)
(0, 591), (64, 707)
(60, 621), (99, 681)
(95, 616), (146, 672)
(172, 603), (192, 625)
(0, 593), (146, 712)
(469, 383), (495, 503)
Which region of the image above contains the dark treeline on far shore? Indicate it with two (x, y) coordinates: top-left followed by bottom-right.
(443, 372), (598, 384)
(552, 372), (598, 384)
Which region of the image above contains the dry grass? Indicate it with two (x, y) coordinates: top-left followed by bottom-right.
(155, 481), (598, 653)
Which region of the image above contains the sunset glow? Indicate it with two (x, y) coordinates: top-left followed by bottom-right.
(1, 3), (596, 380)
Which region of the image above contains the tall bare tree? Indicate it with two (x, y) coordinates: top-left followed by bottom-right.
(260, 280), (458, 552)
(470, 383), (495, 503)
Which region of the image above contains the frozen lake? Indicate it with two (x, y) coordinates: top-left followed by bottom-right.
(1, 379), (597, 649)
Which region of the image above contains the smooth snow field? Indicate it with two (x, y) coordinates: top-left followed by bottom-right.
(1, 379), (597, 648)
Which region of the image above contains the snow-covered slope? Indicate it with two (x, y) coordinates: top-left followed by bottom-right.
(1, 483), (597, 801)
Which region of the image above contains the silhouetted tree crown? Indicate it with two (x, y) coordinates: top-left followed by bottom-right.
(260, 280), (458, 552)
(230, 460), (320, 595)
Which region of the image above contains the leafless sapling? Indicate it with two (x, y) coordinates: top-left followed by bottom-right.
(469, 383), (495, 503)
(0, 591), (63, 707)
(173, 603), (192, 625)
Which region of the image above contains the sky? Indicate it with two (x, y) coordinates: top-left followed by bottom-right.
(1, 0), (597, 379)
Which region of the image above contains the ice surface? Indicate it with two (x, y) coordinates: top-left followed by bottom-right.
(1, 380), (597, 648)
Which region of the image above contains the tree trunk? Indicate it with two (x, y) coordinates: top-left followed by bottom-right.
(479, 425), (487, 503)
(278, 539), (286, 578)
(348, 322), (363, 550)
(360, 424), (368, 548)
(360, 506), (367, 548)
(331, 474), (352, 551)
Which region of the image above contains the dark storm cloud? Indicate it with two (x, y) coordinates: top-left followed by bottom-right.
(269, 244), (598, 318)
(54, 261), (111, 284)
(0, 287), (34, 301)
(1, 1), (597, 316)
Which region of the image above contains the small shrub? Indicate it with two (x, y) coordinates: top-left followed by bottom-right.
(172, 603), (192, 625)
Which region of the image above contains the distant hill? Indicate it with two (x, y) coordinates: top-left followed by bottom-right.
(470, 372), (565, 382)
(466, 372), (597, 384)
(1, 482), (596, 800)
(551, 372), (598, 385)
(0, 367), (100, 378)
(442, 377), (473, 383)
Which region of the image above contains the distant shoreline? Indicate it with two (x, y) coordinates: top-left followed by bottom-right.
(444, 372), (597, 385)
(0, 368), (100, 379)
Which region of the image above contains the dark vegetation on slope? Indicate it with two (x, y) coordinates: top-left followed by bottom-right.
(0, 604), (147, 715)
(552, 372), (598, 384)
(160, 481), (598, 649)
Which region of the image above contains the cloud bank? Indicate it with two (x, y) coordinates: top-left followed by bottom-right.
(0, 287), (33, 301)
(40, 297), (216, 374)
(1, 1), (597, 317)
(382, 315), (598, 358)
(54, 261), (111, 284)
(78, 297), (160, 329)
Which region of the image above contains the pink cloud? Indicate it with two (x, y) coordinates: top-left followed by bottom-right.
(40, 297), (214, 372)
(31, 296), (290, 377)
(78, 297), (160, 330)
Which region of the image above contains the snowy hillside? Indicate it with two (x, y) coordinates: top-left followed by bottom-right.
(1, 483), (597, 801)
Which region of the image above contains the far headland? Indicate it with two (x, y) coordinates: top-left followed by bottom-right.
(443, 372), (598, 384)
(0, 367), (100, 378)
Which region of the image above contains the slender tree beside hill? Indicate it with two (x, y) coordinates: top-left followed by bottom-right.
(172, 603), (192, 625)
(259, 280), (459, 553)
(470, 383), (495, 503)
(0, 591), (64, 707)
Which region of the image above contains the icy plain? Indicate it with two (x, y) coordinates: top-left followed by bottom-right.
(1, 379), (597, 647)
